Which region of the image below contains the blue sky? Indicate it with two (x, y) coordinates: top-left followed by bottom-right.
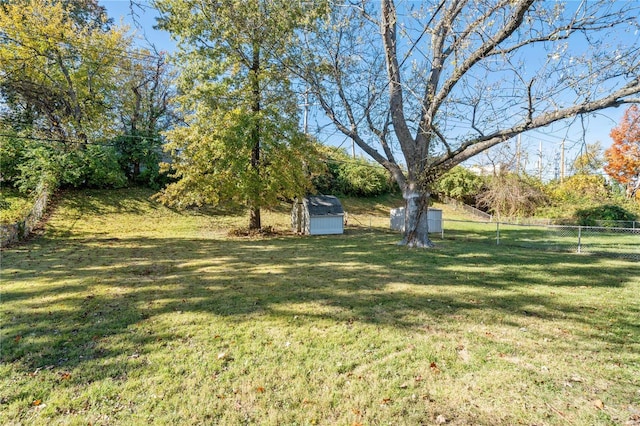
(101, 1), (175, 52)
(100, 0), (631, 179)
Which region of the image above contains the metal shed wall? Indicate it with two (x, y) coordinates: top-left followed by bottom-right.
(308, 215), (344, 235)
(390, 207), (443, 233)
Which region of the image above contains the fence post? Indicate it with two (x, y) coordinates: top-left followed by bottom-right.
(496, 222), (500, 245)
(577, 226), (582, 254)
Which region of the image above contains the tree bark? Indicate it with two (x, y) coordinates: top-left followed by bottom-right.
(249, 42), (262, 230)
(401, 186), (434, 248)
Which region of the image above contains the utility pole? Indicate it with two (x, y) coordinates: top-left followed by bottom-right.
(515, 134), (521, 175)
(538, 140), (543, 181)
(560, 139), (565, 183)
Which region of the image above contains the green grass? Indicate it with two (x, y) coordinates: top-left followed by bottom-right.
(0, 188), (34, 224)
(1, 188), (639, 425)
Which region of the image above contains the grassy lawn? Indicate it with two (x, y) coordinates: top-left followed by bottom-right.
(0, 188), (34, 225)
(1, 189), (639, 425)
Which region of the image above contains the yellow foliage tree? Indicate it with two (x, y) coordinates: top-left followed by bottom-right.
(0, 0), (129, 145)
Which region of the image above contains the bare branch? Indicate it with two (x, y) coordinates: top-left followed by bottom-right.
(435, 78), (640, 169)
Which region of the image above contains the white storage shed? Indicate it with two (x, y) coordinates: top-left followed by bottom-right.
(292, 195), (345, 235)
(390, 207), (443, 233)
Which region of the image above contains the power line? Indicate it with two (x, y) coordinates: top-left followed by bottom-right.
(0, 132), (162, 147)
(0, 30), (166, 66)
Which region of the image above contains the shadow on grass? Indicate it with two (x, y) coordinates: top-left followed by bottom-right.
(2, 227), (638, 380)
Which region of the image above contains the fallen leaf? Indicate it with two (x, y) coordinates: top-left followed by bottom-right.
(14, 335), (22, 343)
(381, 397), (392, 405)
(256, 386), (265, 393)
(32, 399), (42, 406)
(593, 399), (605, 410)
(59, 372), (71, 380)
(430, 362), (440, 374)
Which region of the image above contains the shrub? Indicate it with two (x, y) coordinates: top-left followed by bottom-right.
(336, 161), (394, 197)
(83, 145), (128, 189)
(16, 145), (62, 192)
(15, 144), (127, 193)
(434, 166), (484, 204)
(548, 174), (610, 204)
(0, 132), (27, 184)
(313, 147), (396, 197)
(477, 173), (548, 218)
(574, 204), (637, 227)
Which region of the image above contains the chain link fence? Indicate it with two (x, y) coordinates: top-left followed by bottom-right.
(344, 209), (638, 260)
(437, 219), (640, 260)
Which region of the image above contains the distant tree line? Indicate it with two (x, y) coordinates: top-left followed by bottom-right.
(434, 149), (638, 225)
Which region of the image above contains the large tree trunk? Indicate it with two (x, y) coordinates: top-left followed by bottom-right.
(249, 205), (261, 231)
(400, 188), (434, 248)
(248, 42), (261, 231)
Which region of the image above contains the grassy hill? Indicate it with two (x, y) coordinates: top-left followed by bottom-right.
(1, 189), (638, 425)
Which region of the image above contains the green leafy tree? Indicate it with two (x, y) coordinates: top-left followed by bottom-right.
(0, 0), (129, 144)
(572, 142), (603, 175)
(154, 0), (325, 229)
(435, 166), (484, 204)
(313, 146), (394, 197)
(113, 52), (176, 187)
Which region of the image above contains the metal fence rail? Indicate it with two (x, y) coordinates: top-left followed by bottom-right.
(442, 197), (493, 221)
(439, 219), (640, 260)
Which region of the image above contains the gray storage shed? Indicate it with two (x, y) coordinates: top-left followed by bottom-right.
(292, 195), (345, 235)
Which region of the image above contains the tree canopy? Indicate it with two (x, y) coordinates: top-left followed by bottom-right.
(0, 0), (128, 144)
(605, 105), (640, 199)
(0, 0), (179, 191)
(154, 0), (325, 229)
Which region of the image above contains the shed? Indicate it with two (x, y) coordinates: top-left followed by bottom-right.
(292, 195), (344, 235)
(390, 207), (443, 234)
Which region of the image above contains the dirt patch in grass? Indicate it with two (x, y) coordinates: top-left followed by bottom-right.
(228, 225), (293, 238)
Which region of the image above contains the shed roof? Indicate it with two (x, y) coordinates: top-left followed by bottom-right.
(305, 195), (344, 216)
